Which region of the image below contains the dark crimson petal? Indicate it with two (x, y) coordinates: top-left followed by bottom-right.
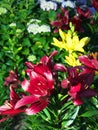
(79, 71), (95, 88)
(30, 72), (48, 96)
(79, 89), (98, 98)
(22, 74), (48, 96)
(93, 0), (98, 11)
(51, 21), (64, 27)
(76, 7), (91, 18)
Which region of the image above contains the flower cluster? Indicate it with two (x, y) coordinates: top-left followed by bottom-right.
(0, 50), (98, 122)
(50, 0), (98, 33)
(52, 23), (90, 66)
(27, 19), (51, 34)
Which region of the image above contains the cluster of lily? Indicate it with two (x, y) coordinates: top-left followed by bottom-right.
(51, 0), (98, 33)
(52, 23), (90, 66)
(0, 49), (98, 122)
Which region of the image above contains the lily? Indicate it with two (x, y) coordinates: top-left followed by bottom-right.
(0, 87), (25, 122)
(61, 65), (98, 105)
(15, 51), (67, 115)
(52, 28), (90, 53)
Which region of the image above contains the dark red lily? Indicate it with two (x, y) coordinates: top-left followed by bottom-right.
(76, 6), (91, 19)
(93, 0), (98, 11)
(4, 70), (20, 88)
(0, 87), (25, 122)
(50, 8), (69, 33)
(50, 7), (84, 32)
(61, 65), (98, 105)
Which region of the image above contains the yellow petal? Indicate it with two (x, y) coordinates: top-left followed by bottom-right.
(52, 37), (64, 49)
(59, 29), (66, 41)
(65, 54), (81, 66)
(80, 37), (90, 45)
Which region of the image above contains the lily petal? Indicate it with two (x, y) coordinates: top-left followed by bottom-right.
(15, 95), (40, 109)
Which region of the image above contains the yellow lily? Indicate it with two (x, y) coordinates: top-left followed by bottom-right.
(65, 53), (81, 66)
(52, 29), (90, 53)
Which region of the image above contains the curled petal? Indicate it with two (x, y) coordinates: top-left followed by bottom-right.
(25, 62), (35, 69)
(54, 63), (67, 72)
(79, 56), (98, 70)
(10, 86), (20, 101)
(40, 56), (49, 65)
(25, 100), (48, 115)
(15, 95), (40, 109)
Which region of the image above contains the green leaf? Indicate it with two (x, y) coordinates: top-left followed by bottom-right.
(22, 38), (31, 47)
(80, 110), (98, 117)
(62, 106), (80, 127)
(43, 108), (51, 120)
(15, 47), (22, 54)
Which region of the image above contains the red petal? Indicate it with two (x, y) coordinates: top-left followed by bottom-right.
(10, 86), (20, 101)
(25, 62), (35, 69)
(79, 56), (98, 70)
(15, 95), (40, 109)
(61, 79), (69, 89)
(1, 109), (24, 115)
(70, 83), (81, 93)
(40, 56), (49, 65)
(54, 64), (67, 72)
(25, 100), (48, 115)
(73, 98), (83, 106)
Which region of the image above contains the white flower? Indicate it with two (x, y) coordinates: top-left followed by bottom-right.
(0, 7), (7, 15)
(40, 0), (57, 11)
(27, 23), (51, 34)
(39, 25), (51, 33)
(27, 24), (40, 34)
(61, 0), (76, 8)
